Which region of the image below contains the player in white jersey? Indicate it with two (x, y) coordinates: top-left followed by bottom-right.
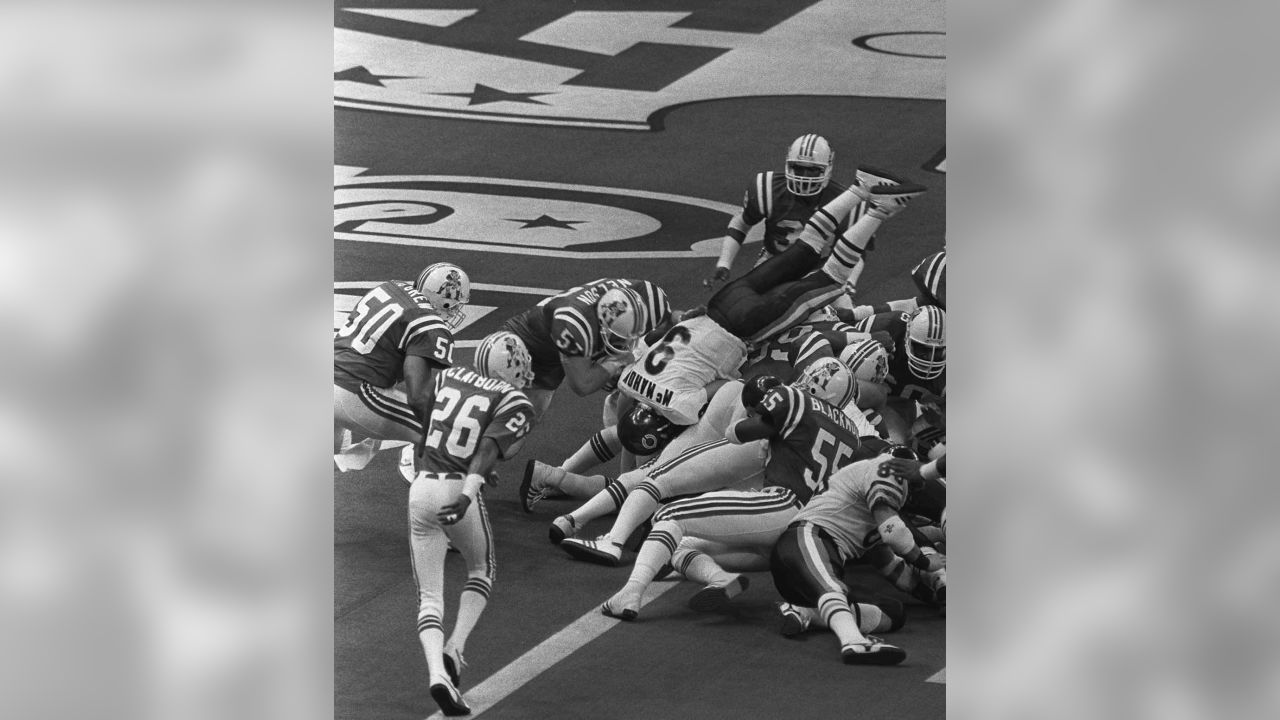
(769, 446), (944, 664)
(617, 312), (749, 426)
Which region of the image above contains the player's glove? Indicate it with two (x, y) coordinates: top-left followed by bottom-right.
(702, 266), (730, 290)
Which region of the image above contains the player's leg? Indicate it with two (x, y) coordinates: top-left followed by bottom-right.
(546, 466), (647, 544)
(674, 538), (770, 612)
(335, 384), (423, 472)
(559, 425), (624, 473)
(768, 526), (901, 639)
(602, 488), (799, 619)
(441, 491), (496, 687)
(561, 439), (765, 564)
(407, 475), (468, 712)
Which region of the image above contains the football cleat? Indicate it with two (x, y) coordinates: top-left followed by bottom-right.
(548, 515), (578, 545)
(601, 593), (640, 621)
(429, 676), (471, 716)
(687, 575), (750, 613)
(854, 165), (909, 190)
(561, 536), (624, 566)
(777, 602), (812, 637)
(442, 645), (466, 687)
(867, 183), (927, 221)
(841, 636), (907, 666)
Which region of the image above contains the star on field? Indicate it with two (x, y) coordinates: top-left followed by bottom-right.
(434, 83), (554, 106)
(506, 215), (585, 230)
(335, 66), (414, 87)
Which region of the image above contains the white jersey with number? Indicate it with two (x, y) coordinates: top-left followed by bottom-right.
(617, 315), (747, 425)
(792, 456), (909, 561)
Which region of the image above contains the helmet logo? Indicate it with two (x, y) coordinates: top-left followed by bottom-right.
(641, 434), (657, 450)
(438, 269), (463, 303)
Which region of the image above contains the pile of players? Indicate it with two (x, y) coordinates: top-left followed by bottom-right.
(333, 134), (947, 716)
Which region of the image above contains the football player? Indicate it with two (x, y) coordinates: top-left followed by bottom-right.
(334, 263), (469, 470)
(843, 249), (946, 323)
(597, 359), (865, 621)
(500, 278), (671, 420)
(851, 307), (946, 446)
(769, 446), (943, 665)
(406, 331), (535, 716)
(703, 134), (868, 287)
(705, 178), (927, 346)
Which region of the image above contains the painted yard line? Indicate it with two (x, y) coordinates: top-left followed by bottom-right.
(423, 581), (683, 720)
(334, 281), (557, 295)
(927, 667), (945, 684)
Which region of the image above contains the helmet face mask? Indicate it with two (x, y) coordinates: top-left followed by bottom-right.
(474, 331), (534, 389)
(904, 307), (946, 380)
(597, 288), (645, 355)
(785, 134), (834, 196)
(792, 357), (855, 407)
(416, 263), (471, 329)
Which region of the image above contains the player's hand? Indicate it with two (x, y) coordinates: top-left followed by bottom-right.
(702, 266), (730, 290)
(881, 458), (923, 484)
(439, 494), (473, 525)
(919, 550), (945, 573)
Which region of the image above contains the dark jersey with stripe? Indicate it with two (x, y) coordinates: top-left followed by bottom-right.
(730, 173), (857, 257)
(334, 281), (455, 393)
(854, 312), (946, 405)
(755, 385), (864, 504)
(506, 278), (656, 365)
(421, 367), (534, 474)
(911, 250), (947, 309)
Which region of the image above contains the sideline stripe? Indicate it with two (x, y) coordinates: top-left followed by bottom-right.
(423, 581), (682, 719)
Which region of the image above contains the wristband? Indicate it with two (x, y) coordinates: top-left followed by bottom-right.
(462, 473), (485, 500)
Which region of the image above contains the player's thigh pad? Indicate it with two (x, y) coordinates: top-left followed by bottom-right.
(649, 439), (767, 498)
(334, 383), (422, 443)
(655, 487), (800, 548)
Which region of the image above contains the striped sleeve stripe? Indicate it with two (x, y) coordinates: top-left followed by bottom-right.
(869, 480), (906, 508)
(794, 334), (831, 367)
(400, 315), (450, 349)
(757, 172), (773, 217)
(780, 387), (805, 437)
(494, 391), (533, 418)
(554, 307), (594, 355)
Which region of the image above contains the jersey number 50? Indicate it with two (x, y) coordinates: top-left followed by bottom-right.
(336, 287), (403, 354)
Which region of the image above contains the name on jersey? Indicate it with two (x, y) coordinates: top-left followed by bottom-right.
(574, 279), (630, 306)
(809, 397), (861, 436)
(621, 369), (674, 407)
(448, 367), (512, 393)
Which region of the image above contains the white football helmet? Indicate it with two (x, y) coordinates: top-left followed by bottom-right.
(792, 356), (856, 407)
(596, 287), (646, 354)
(474, 331), (534, 389)
(785, 134), (834, 196)
(839, 338), (890, 384)
(415, 262), (471, 329)
(904, 306), (946, 380)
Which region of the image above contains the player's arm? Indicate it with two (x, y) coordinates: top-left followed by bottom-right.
(881, 453), (946, 485)
(403, 355), (438, 427)
(725, 408), (777, 444)
(705, 182), (766, 289)
(562, 353), (630, 396)
(872, 503), (943, 572)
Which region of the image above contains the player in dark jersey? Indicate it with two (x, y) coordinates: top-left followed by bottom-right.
(597, 357), (864, 621)
(705, 175), (927, 346)
(843, 248), (947, 323)
(704, 134), (866, 287)
(406, 331), (535, 716)
(500, 278), (671, 419)
(851, 307), (946, 447)
(334, 263), (469, 470)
